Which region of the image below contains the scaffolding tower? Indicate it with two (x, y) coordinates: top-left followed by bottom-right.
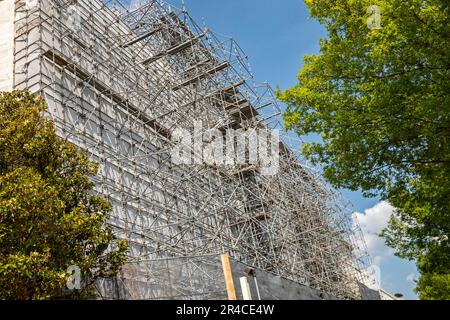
(9, 0), (375, 299)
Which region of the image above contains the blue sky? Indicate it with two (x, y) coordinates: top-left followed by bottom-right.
(162, 0), (420, 299)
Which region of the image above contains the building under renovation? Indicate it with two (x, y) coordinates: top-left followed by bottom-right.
(0, 0), (378, 300)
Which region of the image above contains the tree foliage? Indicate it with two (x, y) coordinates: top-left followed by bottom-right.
(0, 91), (128, 299)
(277, 0), (450, 299)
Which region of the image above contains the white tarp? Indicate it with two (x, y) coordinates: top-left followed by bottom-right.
(0, 0), (14, 91)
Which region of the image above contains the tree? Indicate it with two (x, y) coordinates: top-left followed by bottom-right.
(277, 0), (450, 299)
(0, 91), (128, 299)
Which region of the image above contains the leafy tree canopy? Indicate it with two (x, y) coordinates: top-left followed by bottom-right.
(0, 91), (128, 299)
(277, 0), (450, 299)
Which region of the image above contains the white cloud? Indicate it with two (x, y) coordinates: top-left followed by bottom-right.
(353, 202), (419, 298)
(353, 201), (396, 265)
(406, 273), (417, 284)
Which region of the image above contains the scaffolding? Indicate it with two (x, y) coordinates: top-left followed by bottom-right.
(11, 0), (375, 299)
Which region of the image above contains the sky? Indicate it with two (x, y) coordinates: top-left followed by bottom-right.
(161, 0), (420, 299)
